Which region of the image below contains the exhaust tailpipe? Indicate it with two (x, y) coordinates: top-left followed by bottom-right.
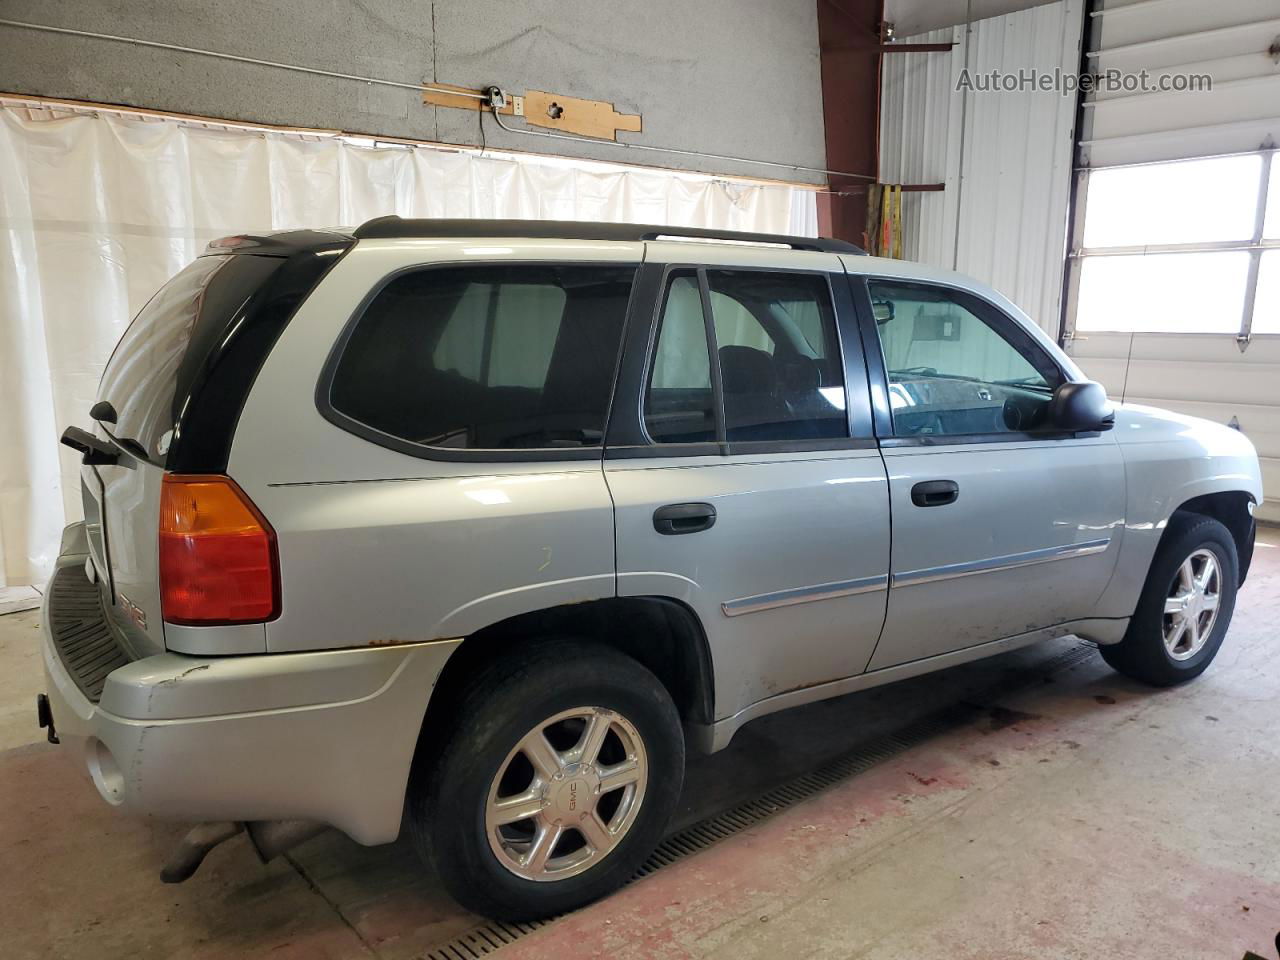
(160, 821), (243, 883)
(160, 819), (327, 883)
(244, 819), (328, 863)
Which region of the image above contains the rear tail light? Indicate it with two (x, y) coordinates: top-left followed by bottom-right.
(159, 474), (280, 625)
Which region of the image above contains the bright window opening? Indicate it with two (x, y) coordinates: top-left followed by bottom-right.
(1265, 161), (1280, 240)
(1253, 251), (1280, 335)
(1076, 252), (1249, 335)
(1074, 152), (1275, 335)
(1082, 155), (1261, 249)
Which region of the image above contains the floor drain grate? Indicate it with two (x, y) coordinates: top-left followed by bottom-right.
(420, 641), (1098, 957)
(423, 919), (548, 960)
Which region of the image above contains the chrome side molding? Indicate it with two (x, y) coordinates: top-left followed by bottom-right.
(893, 538), (1112, 589)
(720, 538), (1110, 618)
(722, 574), (889, 618)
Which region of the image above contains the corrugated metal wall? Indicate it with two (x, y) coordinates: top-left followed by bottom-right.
(879, 0), (1086, 335)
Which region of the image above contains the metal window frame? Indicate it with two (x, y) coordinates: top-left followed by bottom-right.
(1063, 147), (1278, 349)
(617, 262), (874, 457)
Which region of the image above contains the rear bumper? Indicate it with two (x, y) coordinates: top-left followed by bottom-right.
(41, 530), (460, 844)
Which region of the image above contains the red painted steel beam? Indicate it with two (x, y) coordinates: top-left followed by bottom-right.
(827, 183), (946, 195)
(815, 0), (883, 245)
(822, 42), (955, 52)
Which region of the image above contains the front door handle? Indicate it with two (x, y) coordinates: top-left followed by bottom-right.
(654, 502), (717, 535)
(911, 480), (959, 507)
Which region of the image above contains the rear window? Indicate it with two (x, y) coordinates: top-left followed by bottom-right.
(328, 264), (635, 451)
(97, 254), (284, 461)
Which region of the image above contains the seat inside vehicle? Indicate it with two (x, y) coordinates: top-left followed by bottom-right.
(330, 266), (632, 449)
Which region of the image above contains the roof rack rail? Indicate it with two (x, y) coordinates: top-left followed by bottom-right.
(352, 216), (866, 254)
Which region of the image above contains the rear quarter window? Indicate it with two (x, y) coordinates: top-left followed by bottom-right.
(326, 264), (635, 453)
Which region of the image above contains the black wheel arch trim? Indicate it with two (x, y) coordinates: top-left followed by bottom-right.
(418, 595), (716, 743)
(1169, 491), (1257, 586)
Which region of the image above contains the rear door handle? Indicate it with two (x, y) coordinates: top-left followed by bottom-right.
(653, 502), (717, 535)
(911, 480), (959, 507)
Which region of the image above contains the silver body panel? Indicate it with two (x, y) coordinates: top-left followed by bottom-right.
(1093, 402), (1263, 617)
(608, 448), (891, 714)
(230, 240), (639, 654)
(702, 618), (1113, 753)
(85, 454), (167, 658)
(870, 436), (1126, 668)
(41, 541), (459, 843)
(39, 238), (1263, 845)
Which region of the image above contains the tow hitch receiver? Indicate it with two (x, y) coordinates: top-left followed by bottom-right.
(35, 694), (59, 744)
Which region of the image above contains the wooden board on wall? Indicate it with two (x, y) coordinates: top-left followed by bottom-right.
(422, 83), (519, 115)
(523, 90), (641, 141)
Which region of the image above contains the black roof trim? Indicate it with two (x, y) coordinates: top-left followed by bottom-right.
(352, 216), (866, 255)
(203, 229), (355, 258)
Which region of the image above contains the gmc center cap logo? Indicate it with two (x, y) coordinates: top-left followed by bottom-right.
(548, 762), (601, 826)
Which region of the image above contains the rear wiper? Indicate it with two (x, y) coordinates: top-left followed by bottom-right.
(61, 426), (118, 466)
(105, 432), (151, 460)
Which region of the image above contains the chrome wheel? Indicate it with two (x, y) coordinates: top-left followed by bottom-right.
(484, 707), (648, 882)
(1162, 548), (1221, 661)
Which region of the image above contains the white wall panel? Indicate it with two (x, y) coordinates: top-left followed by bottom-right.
(1090, 0), (1278, 47)
(0, 99), (817, 586)
(880, 0), (1085, 335)
(1083, 0), (1280, 167)
(1066, 0), (1280, 519)
(885, 0), (1061, 35)
(1070, 332), (1280, 522)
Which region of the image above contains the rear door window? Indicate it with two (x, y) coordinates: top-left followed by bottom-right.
(708, 271), (846, 442)
(643, 269), (848, 445)
(327, 264), (635, 451)
(645, 273), (715, 443)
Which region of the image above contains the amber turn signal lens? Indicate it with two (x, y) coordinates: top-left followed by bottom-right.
(158, 474), (279, 625)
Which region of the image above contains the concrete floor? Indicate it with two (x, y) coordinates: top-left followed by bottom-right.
(3, 528), (1279, 959)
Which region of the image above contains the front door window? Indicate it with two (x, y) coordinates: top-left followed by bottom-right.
(867, 281), (1064, 437)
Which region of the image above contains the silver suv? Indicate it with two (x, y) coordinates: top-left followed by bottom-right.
(39, 218), (1262, 919)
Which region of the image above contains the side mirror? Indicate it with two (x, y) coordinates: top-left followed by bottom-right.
(1049, 380), (1114, 432)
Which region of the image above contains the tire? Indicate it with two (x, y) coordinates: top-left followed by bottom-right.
(1100, 513), (1238, 687)
(406, 640), (684, 920)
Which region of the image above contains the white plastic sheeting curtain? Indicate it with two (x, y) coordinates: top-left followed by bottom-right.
(0, 102), (818, 586)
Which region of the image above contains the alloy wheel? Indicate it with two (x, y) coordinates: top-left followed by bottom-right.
(1162, 548), (1221, 661)
(484, 706), (648, 882)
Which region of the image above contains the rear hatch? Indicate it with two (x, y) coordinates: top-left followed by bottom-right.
(84, 252), (290, 654)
